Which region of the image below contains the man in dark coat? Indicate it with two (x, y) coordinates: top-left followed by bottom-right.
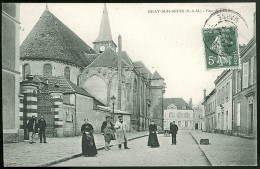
(38, 115), (47, 143)
(27, 115), (37, 144)
(170, 121), (178, 145)
(101, 115), (115, 151)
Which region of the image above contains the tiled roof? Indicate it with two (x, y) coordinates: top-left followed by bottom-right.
(151, 70), (164, 80)
(20, 9), (96, 68)
(163, 98), (193, 110)
(33, 75), (105, 106)
(88, 47), (129, 68)
(83, 53), (100, 66)
(120, 51), (134, 67)
(133, 61), (152, 78)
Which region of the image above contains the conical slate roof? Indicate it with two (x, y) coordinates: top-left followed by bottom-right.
(151, 70), (164, 80)
(94, 4), (113, 42)
(88, 47), (129, 68)
(20, 8), (96, 68)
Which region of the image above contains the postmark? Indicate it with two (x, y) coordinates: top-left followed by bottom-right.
(202, 9), (248, 70)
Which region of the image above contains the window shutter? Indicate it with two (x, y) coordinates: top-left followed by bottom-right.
(236, 71), (239, 93)
(226, 82), (230, 101)
(243, 62), (249, 89)
(250, 57), (254, 85)
(237, 103), (240, 126)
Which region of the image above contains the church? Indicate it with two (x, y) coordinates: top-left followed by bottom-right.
(19, 4), (165, 139)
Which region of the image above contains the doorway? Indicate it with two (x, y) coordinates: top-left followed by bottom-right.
(248, 104), (253, 134)
(195, 123), (198, 130)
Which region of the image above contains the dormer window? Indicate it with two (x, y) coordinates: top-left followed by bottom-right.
(182, 105), (186, 109)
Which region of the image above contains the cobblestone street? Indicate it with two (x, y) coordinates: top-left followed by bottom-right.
(189, 131), (257, 166)
(3, 132), (147, 167)
(54, 131), (209, 166)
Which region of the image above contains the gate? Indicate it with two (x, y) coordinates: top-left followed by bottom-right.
(37, 91), (55, 137)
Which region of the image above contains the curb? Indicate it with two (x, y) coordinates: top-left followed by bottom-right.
(37, 134), (148, 167)
(189, 132), (212, 166)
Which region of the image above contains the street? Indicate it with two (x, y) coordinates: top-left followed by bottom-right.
(53, 131), (209, 166)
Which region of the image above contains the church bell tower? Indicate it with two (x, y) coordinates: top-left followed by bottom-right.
(93, 4), (117, 53)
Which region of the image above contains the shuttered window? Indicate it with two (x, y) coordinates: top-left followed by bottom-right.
(226, 82), (230, 101)
(242, 62), (249, 89)
(250, 57), (254, 85)
(237, 71), (241, 92)
(237, 103), (241, 126)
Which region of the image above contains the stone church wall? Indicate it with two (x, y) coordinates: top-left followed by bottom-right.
(20, 60), (81, 84)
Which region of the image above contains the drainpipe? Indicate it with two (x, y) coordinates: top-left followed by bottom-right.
(74, 93), (77, 136)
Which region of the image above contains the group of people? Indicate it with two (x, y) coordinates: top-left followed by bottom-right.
(147, 120), (179, 147)
(27, 115), (47, 144)
(81, 115), (130, 157)
(81, 114), (179, 157)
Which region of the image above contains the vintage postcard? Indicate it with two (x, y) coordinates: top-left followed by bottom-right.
(2, 2), (256, 167)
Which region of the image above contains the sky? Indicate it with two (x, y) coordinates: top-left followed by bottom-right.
(19, 3), (255, 106)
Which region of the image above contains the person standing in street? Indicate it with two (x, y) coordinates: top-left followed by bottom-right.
(170, 121), (178, 145)
(81, 119), (97, 157)
(38, 115), (47, 143)
(101, 115), (115, 151)
(27, 115), (37, 144)
(147, 121), (160, 148)
(114, 115), (130, 149)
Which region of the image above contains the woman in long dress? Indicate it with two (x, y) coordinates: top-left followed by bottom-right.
(147, 121), (160, 148)
(81, 119), (97, 157)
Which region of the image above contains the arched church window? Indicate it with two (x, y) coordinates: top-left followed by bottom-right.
(43, 63), (52, 76)
(64, 67), (70, 80)
(23, 64), (31, 80)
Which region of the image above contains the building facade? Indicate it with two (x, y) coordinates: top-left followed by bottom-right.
(18, 3), (165, 141)
(214, 70), (233, 134)
(193, 106), (203, 130)
(163, 98), (193, 130)
(232, 36), (256, 138)
(202, 89), (216, 132)
(2, 3), (22, 143)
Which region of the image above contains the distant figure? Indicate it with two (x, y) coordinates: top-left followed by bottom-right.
(37, 115), (47, 143)
(114, 115), (130, 149)
(27, 115), (37, 144)
(101, 115), (115, 151)
(81, 119), (97, 157)
(147, 121), (160, 148)
(170, 121), (178, 145)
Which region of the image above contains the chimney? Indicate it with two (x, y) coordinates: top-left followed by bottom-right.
(118, 34), (122, 53)
(203, 89), (206, 100)
(189, 98), (193, 108)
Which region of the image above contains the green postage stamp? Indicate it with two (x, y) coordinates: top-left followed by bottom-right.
(203, 26), (239, 69)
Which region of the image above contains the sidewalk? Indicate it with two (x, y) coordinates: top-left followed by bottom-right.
(189, 130), (257, 166)
(3, 131), (148, 167)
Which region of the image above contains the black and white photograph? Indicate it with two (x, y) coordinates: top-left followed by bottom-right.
(2, 2), (257, 167)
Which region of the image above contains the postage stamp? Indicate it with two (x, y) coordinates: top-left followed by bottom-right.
(203, 26), (239, 69)
(202, 8), (248, 70)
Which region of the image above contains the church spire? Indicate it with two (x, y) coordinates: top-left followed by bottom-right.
(45, 3), (49, 11)
(95, 3), (113, 42)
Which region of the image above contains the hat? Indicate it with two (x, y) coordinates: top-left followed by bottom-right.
(105, 115), (111, 119)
